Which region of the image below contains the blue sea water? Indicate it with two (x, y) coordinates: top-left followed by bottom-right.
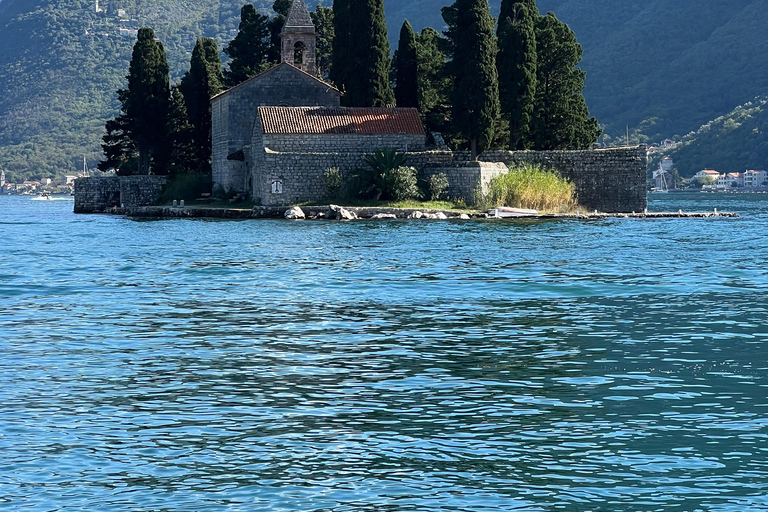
(1, 193), (768, 511)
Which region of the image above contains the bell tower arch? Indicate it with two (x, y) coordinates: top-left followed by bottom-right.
(280, 0), (317, 75)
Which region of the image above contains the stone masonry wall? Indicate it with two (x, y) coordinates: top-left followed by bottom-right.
(74, 176), (167, 213)
(264, 134), (426, 153)
(420, 162), (509, 204)
(479, 146), (648, 212)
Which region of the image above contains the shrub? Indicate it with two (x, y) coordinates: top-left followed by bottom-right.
(322, 167), (343, 198)
(426, 173), (449, 201)
(382, 166), (421, 201)
(159, 173), (211, 204)
(485, 163), (577, 212)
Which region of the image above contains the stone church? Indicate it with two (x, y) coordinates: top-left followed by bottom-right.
(211, 0), (426, 205)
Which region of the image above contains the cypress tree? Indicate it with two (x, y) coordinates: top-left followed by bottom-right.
(416, 27), (450, 134)
(311, 4), (335, 80)
(109, 27), (171, 175)
(329, 0), (349, 90)
(497, 1), (537, 149)
(531, 13), (600, 150)
(338, 0), (394, 107)
(268, 0), (293, 65)
(443, 0), (500, 158)
(180, 37), (225, 174)
(165, 86), (196, 177)
(224, 4), (272, 88)
(395, 21), (419, 108)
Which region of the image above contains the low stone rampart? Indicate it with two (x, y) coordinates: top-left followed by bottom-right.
(74, 176), (167, 213)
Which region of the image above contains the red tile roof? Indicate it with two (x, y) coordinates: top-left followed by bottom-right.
(259, 107), (424, 135)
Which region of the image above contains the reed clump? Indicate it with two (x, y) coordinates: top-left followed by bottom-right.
(485, 164), (578, 212)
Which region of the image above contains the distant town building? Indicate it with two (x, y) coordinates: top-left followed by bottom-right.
(743, 169), (767, 188)
(693, 169), (721, 180)
(117, 8), (127, 18)
(659, 157), (674, 173)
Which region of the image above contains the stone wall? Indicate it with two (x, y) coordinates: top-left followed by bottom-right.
(263, 134), (426, 153)
(420, 162), (509, 204)
(74, 176), (167, 213)
(479, 146), (648, 212)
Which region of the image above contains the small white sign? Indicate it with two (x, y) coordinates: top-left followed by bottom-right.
(271, 180), (284, 194)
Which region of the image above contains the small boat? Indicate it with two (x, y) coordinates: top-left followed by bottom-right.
(38, 192), (51, 200)
(489, 207), (539, 218)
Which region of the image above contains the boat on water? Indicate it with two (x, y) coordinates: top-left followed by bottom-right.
(489, 207), (539, 218)
(37, 192), (51, 200)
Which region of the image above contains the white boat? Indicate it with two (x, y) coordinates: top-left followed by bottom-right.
(489, 207), (539, 218)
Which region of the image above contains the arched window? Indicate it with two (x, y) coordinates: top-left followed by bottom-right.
(294, 41), (306, 67)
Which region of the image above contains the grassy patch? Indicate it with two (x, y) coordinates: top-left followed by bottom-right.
(295, 199), (474, 211)
(484, 164), (579, 212)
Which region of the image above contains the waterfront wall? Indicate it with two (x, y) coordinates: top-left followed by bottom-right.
(74, 176), (167, 213)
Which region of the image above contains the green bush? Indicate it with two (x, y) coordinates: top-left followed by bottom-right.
(322, 167), (343, 198)
(485, 163), (577, 212)
(159, 173), (212, 204)
(382, 166), (421, 201)
(426, 173), (449, 200)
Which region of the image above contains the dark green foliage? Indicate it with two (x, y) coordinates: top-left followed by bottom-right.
(530, 13), (600, 150)
(103, 28), (171, 176)
(164, 86), (196, 177)
(224, 4), (272, 88)
(335, 0), (394, 107)
(395, 21), (419, 108)
(355, 148), (409, 200)
(159, 173), (212, 204)
(497, 1), (537, 150)
(415, 27), (451, 135)
(442, 0), (500, 158)
(179, 37), (224, 174)
(268, 0), (292, 66)
(382, 166), (421, 201)
(311, 5), (334, 80)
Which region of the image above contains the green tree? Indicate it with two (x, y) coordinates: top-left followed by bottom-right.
(336, 0), (394, 107)
(442, 0), (500, 158)
(101, 28), (171, 175)
(531, 13), (600, 150)
(268, 0), (292, 65)
(180, 37), (224, 174)
(224, 4), (272, 88)
(311, 4), (335, 80)
(165, 86), (196, 177)
(497, 1), (537, 149)
(395, 21), (418, 108)
(329, 0), (350, 89)
(416, 27), (451, 134)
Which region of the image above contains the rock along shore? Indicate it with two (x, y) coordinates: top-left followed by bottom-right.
(112, 205), (739, 220)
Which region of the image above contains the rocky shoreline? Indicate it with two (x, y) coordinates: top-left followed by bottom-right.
(111, 204), (739, 220)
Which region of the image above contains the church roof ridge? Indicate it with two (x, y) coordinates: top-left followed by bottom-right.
(210, 62), (339, 100)
(283, 0), (314, 30)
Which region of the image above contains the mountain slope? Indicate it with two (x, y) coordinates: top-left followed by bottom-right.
(2, 0), (768, 180)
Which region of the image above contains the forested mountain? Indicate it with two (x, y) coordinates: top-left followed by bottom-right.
(1, 0), (768, 181)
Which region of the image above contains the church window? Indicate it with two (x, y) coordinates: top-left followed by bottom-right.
(294, 41), (306, 67)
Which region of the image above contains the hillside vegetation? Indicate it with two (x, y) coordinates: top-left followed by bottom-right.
(2, 0), (768, 180)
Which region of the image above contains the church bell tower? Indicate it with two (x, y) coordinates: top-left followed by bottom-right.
(280, 0), (317, 75)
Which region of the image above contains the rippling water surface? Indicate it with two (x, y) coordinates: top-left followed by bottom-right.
(2, 194), (768, 511)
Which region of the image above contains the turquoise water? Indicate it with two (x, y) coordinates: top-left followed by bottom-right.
(1, 194), (767, 511)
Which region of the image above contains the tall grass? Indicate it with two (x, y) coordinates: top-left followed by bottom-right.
(485, 163), (577, 212)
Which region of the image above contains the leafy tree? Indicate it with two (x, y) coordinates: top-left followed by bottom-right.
(336, 0), (394, 107)
(311, 4), (335, 80)
(531, 13), (600, 150)
(442, 0), (500, 158)
(395, 21), (419, 108)
(224, 4), (272, 88)
(497, 1), (537, 150)
(101, 28), (170, 175)
(180, 37), (224, 174)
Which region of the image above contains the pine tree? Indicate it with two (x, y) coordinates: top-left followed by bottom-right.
(180, 37), (224, 174)
(443, 0), (500, 158)
(336, 0), (394, 107)
(224, 4), (272, 88)
(395, 21), (418, 108)
(102, 28), (171, 175)
(311, 4), (334, 81)
(329, 0), (350, 90)
(531, 13), (601, 150)
(497, 1), (537, 149)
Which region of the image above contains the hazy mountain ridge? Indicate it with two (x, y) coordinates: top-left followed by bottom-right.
(1, 0), (767, 180)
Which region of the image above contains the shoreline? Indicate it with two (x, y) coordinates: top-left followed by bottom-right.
(101, 204), (739, 220)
